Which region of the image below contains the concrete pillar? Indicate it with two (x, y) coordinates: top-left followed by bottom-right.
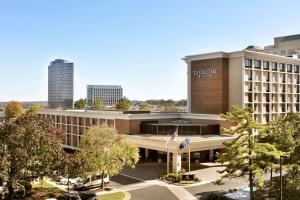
(145, 149), (149, 160)
(209, 149), (214, 161)
(172, 153), (181, 174)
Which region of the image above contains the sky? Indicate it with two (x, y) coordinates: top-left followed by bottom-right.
(0, 0), (299, 102)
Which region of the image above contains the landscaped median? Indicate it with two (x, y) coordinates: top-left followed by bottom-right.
(160, 172), (200, 185)
(98, 191), (129, 200)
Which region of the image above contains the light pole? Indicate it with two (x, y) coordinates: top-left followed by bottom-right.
(280, 155), (290, 200)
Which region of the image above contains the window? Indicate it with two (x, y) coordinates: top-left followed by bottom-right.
(281, 94), (285, 102)
(282, 74), (286, 83)
(254, 60), (261, 69)
(287, 64), (293, 72)
(248, 93), (252, 102)
(266, 83), (270, 92)
(263, 61), (269, 70)
(245, 58), (252, 68)
(279, 63), (285, 72)
(266, 72), (270, 82)
(272, 62), (277, 71)
(294, 65), (300, 73)
(249, 82), (252, 91)
(249, 71), (253, 81)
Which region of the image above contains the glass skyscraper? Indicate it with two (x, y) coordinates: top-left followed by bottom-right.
(48, 59), (74, 109)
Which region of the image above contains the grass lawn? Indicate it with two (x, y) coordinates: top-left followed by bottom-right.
(30, 181), (64, 199)
(98, 192), (125, 200)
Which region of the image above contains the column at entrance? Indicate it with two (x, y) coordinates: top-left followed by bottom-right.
(145, 148), (149, 160)
(172, 153), (182, 174)
(209, 149), (214, 161)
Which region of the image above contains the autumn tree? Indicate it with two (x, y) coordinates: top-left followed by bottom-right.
(93, 99), (105, 110)
(139, 102), (151, 111)
(74, 98), (86, 109)
(76, 126), (139, 189)
(4, 101), (25, 120)
(0, 115), (68, 199)
(217, 106), (280, 200)
(116, 97), (131, 110)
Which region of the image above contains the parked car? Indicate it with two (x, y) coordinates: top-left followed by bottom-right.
(57, 192), (81, 200)
(60, 177), (81, 185)
(74, 174), (109, 191)
(78, 191), (98, 200)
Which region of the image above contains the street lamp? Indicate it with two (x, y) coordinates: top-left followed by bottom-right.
(280, 155), (290, 200)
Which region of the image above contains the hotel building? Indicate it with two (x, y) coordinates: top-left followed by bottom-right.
(184, 50), (300, 123)
(38, 34), (300, 173)
(87, 85), (123, 107)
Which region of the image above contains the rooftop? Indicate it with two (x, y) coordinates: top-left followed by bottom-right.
(37, 109), (223, 121)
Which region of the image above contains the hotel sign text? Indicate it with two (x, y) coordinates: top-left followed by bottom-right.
(193, 68), (217, 78)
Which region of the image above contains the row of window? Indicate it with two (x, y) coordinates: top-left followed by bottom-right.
(245, 58), (300, 73)
(38, 114), (115, 126)
(247, 93), (300, 103)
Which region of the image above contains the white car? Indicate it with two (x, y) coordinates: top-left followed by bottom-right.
(60, 177), (81, 185)
(74, 174), (109, 191)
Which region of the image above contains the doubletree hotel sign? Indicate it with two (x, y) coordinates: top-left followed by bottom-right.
(193, 68), (217, 78)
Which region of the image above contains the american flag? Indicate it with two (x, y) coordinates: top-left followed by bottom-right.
(165, 128), (178, 148)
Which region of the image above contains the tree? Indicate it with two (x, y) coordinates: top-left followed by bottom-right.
(116, 97), (131, 110)
(76, 126), (139, 189)
(93, 99), (105, 110)
(4, 101), (25, 120)
(139, 102), (151, 111)
(217, 106), (280, 200)
(160, 106), (180, 112)
(26, 104), (45, 117)
(74, 98), (86, 109)
(0, 115), (68, 199)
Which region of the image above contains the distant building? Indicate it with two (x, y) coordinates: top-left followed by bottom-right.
(246, 33), (300, 58)
(48, 59), (74, 109)
(87, 85), (123, 107)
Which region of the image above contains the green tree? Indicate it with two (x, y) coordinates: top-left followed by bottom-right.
(217, 106), (280, 200)
(76, 126), (139, 189)
(139, 102), (151, 111)
(0, 115), (67, 199)
(93, 99), (105, 110)
(74, 98), (86, 109)
(4, 101), (25, 120)
(26, 104), (45, 117)
(116, 97), (131, 110)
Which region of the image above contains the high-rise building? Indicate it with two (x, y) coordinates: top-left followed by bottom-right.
(87, 85), (123, 107)
(48, 59), (74, 109)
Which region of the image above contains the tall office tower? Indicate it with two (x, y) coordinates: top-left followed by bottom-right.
(48, 59), (74, 109)
(87, 85), (123, 107)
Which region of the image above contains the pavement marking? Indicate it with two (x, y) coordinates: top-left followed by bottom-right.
(167, 185), (197, 200)
(121, 180), (168, 191)
(119, 173), (146, 182)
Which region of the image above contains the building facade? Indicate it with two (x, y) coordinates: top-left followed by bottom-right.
(262, 34), (300, 58)
(184, 50), (300, 123)
(37, 109), (233, 173)
(48, 59), (74, 109)
(87, 85), (123, 107)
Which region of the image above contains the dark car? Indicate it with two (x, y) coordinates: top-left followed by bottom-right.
(57, 192), (81, 200)
(79, 191), (98, 200)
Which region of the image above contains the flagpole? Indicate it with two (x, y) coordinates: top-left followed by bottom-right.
(167, 142), (169, 174)
(188, 143), (191, 172)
